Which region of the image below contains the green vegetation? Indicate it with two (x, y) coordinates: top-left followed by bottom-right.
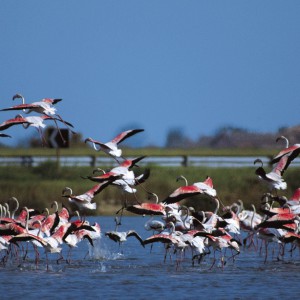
(1, 161), (299, 216)
(0, 146), (276, 157)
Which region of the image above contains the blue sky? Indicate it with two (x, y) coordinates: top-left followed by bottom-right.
(1, 1), (300, 147)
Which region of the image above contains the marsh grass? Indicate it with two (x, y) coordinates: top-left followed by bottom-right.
(1, 161), (299, 216)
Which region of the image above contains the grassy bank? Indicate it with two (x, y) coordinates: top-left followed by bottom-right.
(0, 146), (276, 157)
(1, 161), (299, 216)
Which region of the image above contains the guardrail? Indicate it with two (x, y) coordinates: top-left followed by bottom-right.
(1, 155), (299, 168)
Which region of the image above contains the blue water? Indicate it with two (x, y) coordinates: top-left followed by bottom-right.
(1, 216), (300, 299)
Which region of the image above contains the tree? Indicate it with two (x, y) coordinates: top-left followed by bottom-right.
(165, 128), (193, 148)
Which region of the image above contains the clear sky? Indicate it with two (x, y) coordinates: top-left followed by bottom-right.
(1, 1), (300, 147)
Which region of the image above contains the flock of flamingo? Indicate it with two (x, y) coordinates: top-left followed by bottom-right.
(1, 94), (300, 270)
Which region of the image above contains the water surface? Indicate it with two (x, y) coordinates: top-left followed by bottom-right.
(1, 216), (299, 299)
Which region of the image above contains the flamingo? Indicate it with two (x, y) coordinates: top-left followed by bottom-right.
(125, 192), (166, 216)
(8, 219), (83, 267)
(163, 184), (203, 204)
(254, 158), (288, 192)
(1, 94), (62, 115)
(82, 156), (147, 184)
(256, 212), (299, 230)
(238, 204), (263, 232)
(105, 230), (145, 248)
(271, 135), (300, 168)
(177, 175), (217, 198)
(144, 216), (165, 233)
(8, 197), (19, 219)
(143, 222), (188, 261)
(220, 207), (241, 236)
(193, 176), (217, 198)
(256, 227), (286, 263)
(1, 94), (76, 143)
(85, 129), (144, 162)
(193, 228), (240, 269)
(14, 114), (74, 146)
(92, 167), (150, 194)
(61, 181), (112, 211)
(0, 115), (33, 132)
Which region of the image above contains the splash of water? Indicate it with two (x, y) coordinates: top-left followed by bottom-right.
(87, 238), (123, 260)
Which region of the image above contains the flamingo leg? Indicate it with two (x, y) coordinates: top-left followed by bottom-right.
(55, 113), (77, 135)
(51, 117), (67, 145)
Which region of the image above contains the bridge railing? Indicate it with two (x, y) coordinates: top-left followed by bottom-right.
(1, 155), (297, 168)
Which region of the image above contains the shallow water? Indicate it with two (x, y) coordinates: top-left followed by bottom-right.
(1, 216), (300, 299)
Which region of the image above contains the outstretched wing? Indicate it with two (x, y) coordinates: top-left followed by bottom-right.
(126, 230), (145, 247)
(0, 103), (42, 112)
(0, 117), (32, 131)
(163, 185), (203, 204)
(111, 129), (144, 145)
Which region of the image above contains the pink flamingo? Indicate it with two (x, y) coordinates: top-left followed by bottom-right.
(254, 157), (288, 192)
(271, 135), (300, 169)
(14, 113), (74, 146)
(1, 94), (76, 143)
(61, 181), (112, 211)
(0, 115), (33, 132)
(85, 129), (144, 162)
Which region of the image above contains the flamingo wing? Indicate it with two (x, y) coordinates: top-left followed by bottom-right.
(126, 230), (145, 247)
(85, 181), (112, 197)
(143, 234), (178, 245)
(126, 203), (166, 216)
(271, 144), (300, 164)
(272, 155), (289, 175)
(163, 185), (203, 204)
(82, 172), (122, 183)
(0, 117), (32, 130)
(120, 155), (147, 168)
(105, 231), (121, 243)
(134, 168), (151, 185)
(41, 98), (62, 105)
(0, 103), (42, 112)
(9, 232), (48, 247)
(111, 129), (144, 145)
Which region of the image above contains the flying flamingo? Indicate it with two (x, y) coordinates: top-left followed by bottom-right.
(13, 114), (74, 146)
(125, 192), (166, 216)
(177, 175), (217, 198)
(271, 135), (300, 168)
(163, 184), (203, 205)
(84, 129), (144, 162)
(1, 94), (62, 115)
(1, 94), (76, 143)
(254, 157), (288, 192)
(61, 181), (112, 211)
(105, 230), (145, 250)
(0, 115), (33, 132)
(92, 167), (150, 194)
(82, 156), (147, 184)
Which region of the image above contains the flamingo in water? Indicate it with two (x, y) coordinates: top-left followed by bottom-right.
(85, 129), (144, 162)
(105, 217), (145, 251)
